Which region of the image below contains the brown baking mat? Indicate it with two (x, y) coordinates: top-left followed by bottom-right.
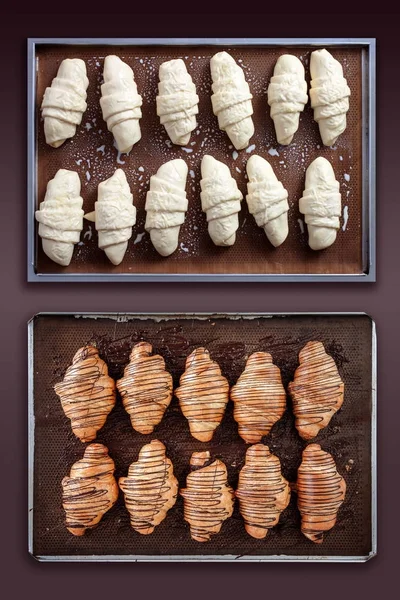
(31, 314), (373, 558)
(34, 45), (363, 275)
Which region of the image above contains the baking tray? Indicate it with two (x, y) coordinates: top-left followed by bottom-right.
(28, 312), (377, 562)
(27, 38), (376, 282)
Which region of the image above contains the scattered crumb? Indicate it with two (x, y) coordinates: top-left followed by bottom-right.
(84, 226), (93, 241)
(84, 122), (92, 131)
(342, 206), (349, 231)
(297, 218), (305, 234)
(182, 147), (193, 153)
(232, 150), (238, 160)
(133, 232), (146, 244)
(189, 170), (195, 179)
(344, 173), (350, 182)
(138, 166), (144, 172)
(96, 145), (105, 155)
(268, 147), (279, 157)
(85, 171), (91, 181)
(246, 144), (256, 153)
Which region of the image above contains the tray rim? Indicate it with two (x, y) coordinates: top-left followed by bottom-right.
(28, 311), (377, 563)
(27, 37), (376, 283)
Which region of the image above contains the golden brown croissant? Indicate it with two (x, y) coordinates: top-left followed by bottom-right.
(175, 348), (229, 442)
(119, 440), (178, 535)
(117, 342), (173, 435)
(54, 346), (116, 442)
(296, 443), (346, 543)
(231, 352), (286, 443)
(235, 444), (290, 539)
(180, 451), (235, 542)
(61, 444), (119, 536)
(288, 341), (344, 440)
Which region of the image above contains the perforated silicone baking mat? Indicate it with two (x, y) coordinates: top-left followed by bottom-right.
(29, 313), (375, 561)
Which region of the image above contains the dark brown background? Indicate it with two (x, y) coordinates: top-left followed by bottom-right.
(0, 9), (398, 600)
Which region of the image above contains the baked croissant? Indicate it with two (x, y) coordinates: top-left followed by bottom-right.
(100, 55), (143, 154)
(62, 444), (119, 536)
(84, 169), (136, 265)
(180, 451), (235, 542)
(310, 49), (351, 146)
(145, 159), (188, 256)
(117, 342), (173, 435)
(246, 155), (289, 247)
(267, 54), (308, 145)
(236, 444), (290, 539)
(210, 51), (254, 150)
(156, 59), (199, 146)
(54, 346), (116, 442)
(200, 154), (243, 246)
(231, 352), (286, 444)
(288, 341), (344, 440)
(296, 444), (346, 543)
(175, 347), (229, 442)
(119, 440), (178, 535)
(299, 157), (341, 250)
(35, 169), (84, 266)
(41, 58), (89, 148)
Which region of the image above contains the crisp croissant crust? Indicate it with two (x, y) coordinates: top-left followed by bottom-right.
(54, 345), (116, 442)
(117, 342), (173, 435)
(145, 159), (188, 256)
(231, 352), (286, 444)
(156, 59), (199, 146)
(175, 347), (229, 442)
(210, 51), (254, 150)
(267, 54), (308, 145)
(296, 444), (346, 543)
(246, 155), (289, 248)
(100, 55), (143, 154)
(62, 444), (119, 536)
(35, 169), (84, 267)
(85, 169), (136, 265)
(299, 157), (341, 251)
(288, 341), (344, 440)
(41, 58), (89, 148)
(119, 440), (178, 535)
(180, 451), (235, 542)
(310, 49), (351, 146)
(200, 155), (243, 246)
(236, 444), (290, 539)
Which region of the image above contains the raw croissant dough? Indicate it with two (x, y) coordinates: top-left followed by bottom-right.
(145, 159), (188, 256)
(100, 55), (143, 154)
(200, 155), (243, 246)
(41, 58), (89, 148)
(267, 54), (308, 145)
(35, 169), (84, 266)
(156, 59), (199, 145)
(210, 51), (254, 150)
(119, 440), (178, 535)
(246, 155), (289, 247)
(62, 444), (119, 536)
(299, 157), (341, 250)
(310, 49), (351, 146)
(85, 169), (136, 265)
(54, 345), (116, 442)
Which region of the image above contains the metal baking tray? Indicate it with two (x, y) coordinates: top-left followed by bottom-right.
(28, 312), (377, 562)
(27, 38), (376, 282)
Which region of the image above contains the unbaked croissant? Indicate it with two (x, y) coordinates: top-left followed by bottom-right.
(117, 342), (173, 435)
(296, 443), (346, 543)
(236, 444), (290, 539)
(54, 345), (116, 442)
(210, 51), (254, 150)
(288, 341), (344, 440)
(145, 159), (188, 256)
(231, 352), (286, 444)
(84, 169), (136, 265)
(175, 347), (229, 442)
(156, 59), (199, 146)
(299, 157), (341, 250)
(41, 58), (89, 148)
(310, 49), (351, 146)
(267, 54), (308, 145)
(100, 55), (142, 154)
(180, 451), (235, 542)
(62, 444), (119, 536)
(200, 154), (243, 246)
(246, 155), (289, 247)
(119, 440), (178, 535)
